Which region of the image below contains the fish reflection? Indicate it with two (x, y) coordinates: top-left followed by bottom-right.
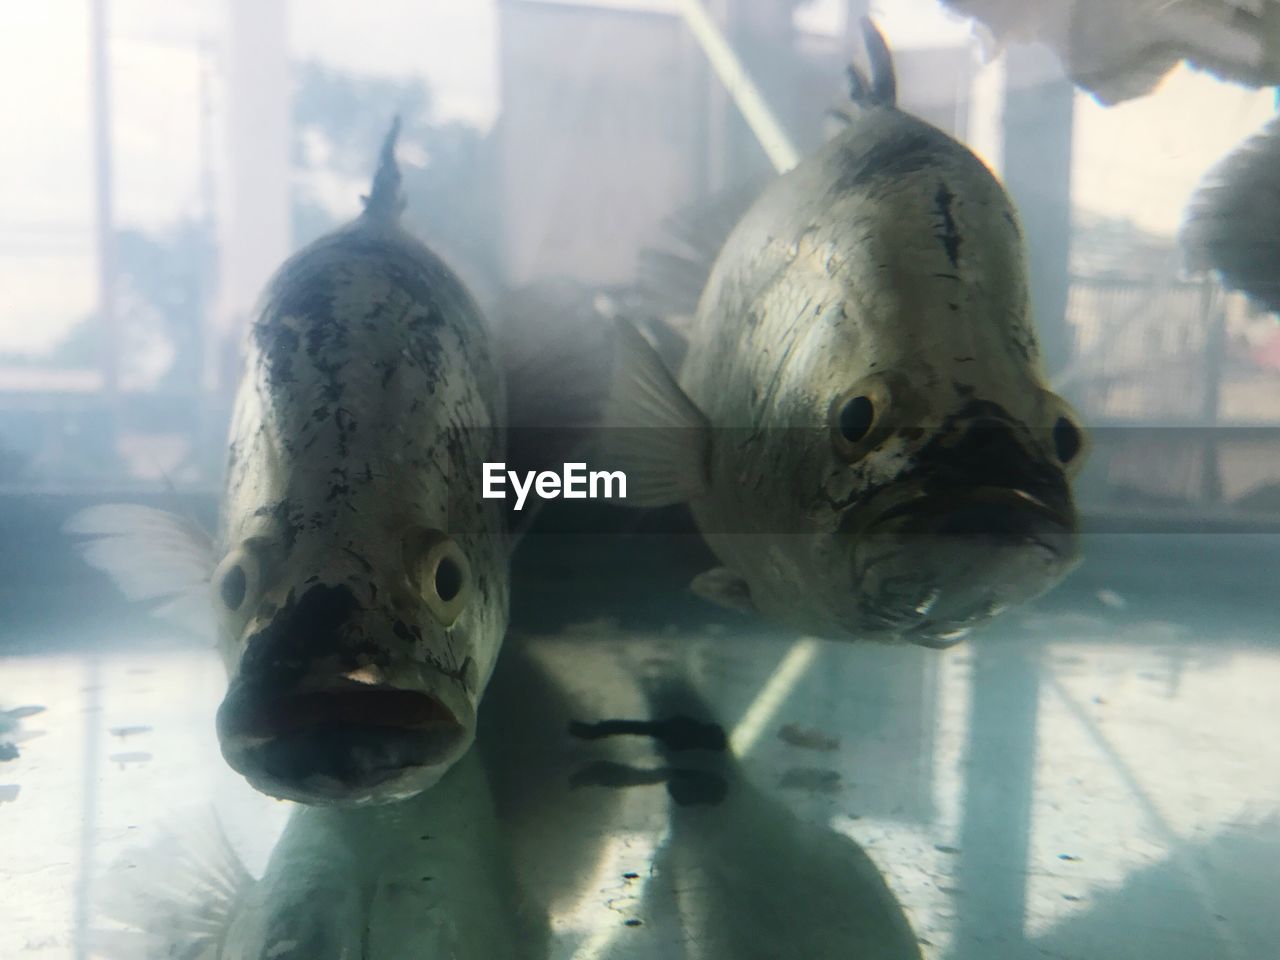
(615, 676), (923, 960)
(92, 638), (919, 959)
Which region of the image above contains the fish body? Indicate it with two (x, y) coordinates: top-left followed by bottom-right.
(69, 122), (509, 805)
(604, 23), (1087, 646)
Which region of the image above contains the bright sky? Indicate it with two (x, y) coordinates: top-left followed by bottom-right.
(0, 0), (1274, 355)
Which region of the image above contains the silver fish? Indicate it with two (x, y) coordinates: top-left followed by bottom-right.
(67, 120), (509, 805)
(600, 21), (1088, 648)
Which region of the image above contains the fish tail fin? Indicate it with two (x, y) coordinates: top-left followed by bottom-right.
(64, 504), (218, 638)
(848, 17), (897, 108)
(361, 115), (406, 224)
(91, 810), (256, 960)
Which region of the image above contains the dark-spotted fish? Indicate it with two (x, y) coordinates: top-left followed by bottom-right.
(67, 120), (509, 805)
(600, 22), (1088, 648)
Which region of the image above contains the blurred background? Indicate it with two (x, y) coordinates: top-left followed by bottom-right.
(3, 2), (1279, 960)
(2, 0), (1278, 517)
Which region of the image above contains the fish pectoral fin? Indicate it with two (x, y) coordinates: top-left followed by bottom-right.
(691, 567), (757, 615)
(64, 504), (217, 637)
(597, 317), (711, 508)
(91, 809), (256, 960)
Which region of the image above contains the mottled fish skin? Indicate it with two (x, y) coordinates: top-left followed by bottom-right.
(211, 128), (509, 805)
(636, 25), (1086, 645)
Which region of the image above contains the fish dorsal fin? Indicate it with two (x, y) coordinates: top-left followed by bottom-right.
(847, 17), (897, 109)
(597, 318), (711, 508)
(64, 504), (218, 637)
(361, 115), (407, 224)
(636, 179), (770, 324)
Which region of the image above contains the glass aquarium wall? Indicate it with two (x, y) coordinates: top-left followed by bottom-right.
(2, 2), (1278, 959)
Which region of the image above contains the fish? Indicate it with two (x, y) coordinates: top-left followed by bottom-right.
(598, 20), (1088, 648)
(940, 0), (1280, 106)
(1181, 114), (1280, 313)
(66, 119), (512, 806)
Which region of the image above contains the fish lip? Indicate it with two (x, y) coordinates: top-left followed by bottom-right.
(865, 485), (1075, 536)
(902, 623), (972, 649)
(219, 685), (460, 740)
(848, 484), (1080, 645)
(216, 684), (468, 805)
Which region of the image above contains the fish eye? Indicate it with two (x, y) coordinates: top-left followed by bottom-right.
(213, 547), (262, 618)
(434, 556), (464, 603)
(1052, 416), (1082, 464)
(838, 396), (875, 443)
(405, 529), (471, 627)
(830, 377), (891, 461)
(220, 564), (247, 611)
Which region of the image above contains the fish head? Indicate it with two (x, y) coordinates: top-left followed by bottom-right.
(779, 151), (1087, 646)
(211, 514), (503, 806)
(827, 375), (1086, 647)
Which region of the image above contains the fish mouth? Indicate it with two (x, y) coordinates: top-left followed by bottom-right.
(902, 623), (973, 650)
(850, 484), (1080, 645)
(216, 685), (468, 805)
(867, 485), (1073, 539)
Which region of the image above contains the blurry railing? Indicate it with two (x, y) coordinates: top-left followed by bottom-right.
(0, 378), (231, 496)
(1061, 273), (1280, 527)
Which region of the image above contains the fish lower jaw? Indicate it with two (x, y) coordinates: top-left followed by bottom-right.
(216, 685), (474, 805)
(837, 611), (969, 646)
(223, 725), (469, 806)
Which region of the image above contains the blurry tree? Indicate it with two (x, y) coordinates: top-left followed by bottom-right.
(1, 219), (213, 388)
(114, 221), (214, 390)
(290, 61), (503, 298)
(5, 64), (500, 373)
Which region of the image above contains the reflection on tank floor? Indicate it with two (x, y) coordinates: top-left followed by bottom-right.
(2, 535), (1279, 959)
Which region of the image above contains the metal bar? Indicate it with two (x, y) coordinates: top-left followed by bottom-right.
(72, 656), (101, 960)
(1002, 45), (1075, 380)
(89, 0), (118, 400)
(1199, 281), (1225, 506)
(675, 0), (801, 175)
(728, 637), (822, 756)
